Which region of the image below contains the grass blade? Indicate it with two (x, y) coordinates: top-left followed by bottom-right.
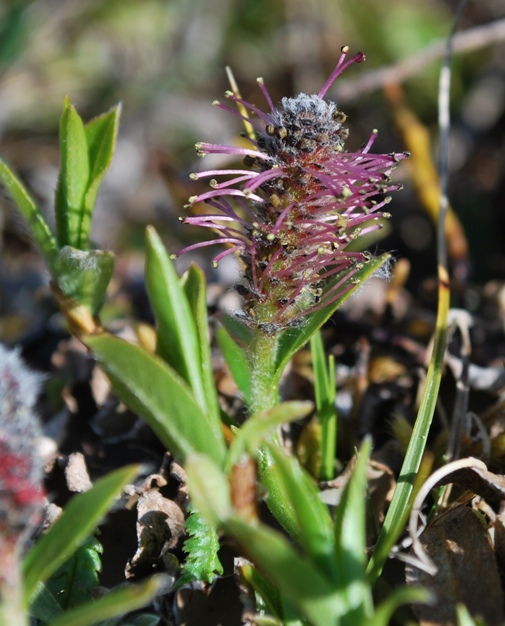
(366, 270), (450, 582)
(310, 331), (337, 481)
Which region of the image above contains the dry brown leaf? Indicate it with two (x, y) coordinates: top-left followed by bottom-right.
(125, 472), (186, 579)
(406, 505), (504, 626)
(406, 458), (505, 624)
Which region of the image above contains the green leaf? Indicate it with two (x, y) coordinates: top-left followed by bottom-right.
(456, 603), (482, 626)
(333, 440), (373, 625)
(226, 401), (313, 471)
(275, 254), (391, 380)
(227, 401), (315, 542)
(186, 451), (344, 626)
(311, 331), (331, 414)
(48, 575), (167, 626)
(370, 587), (431, 626)
(184, 453), (232, 528)
(45, 536), (102, 610)
(80, 105), (121, 249)
(0, 158), (58, 269)
(127, 616), (161, 626)
(55, 97), (90, 248)
(311, 331), (337, 481)
(145, 226), (207, 411)
(23, 464), (139, 602)
(237, 561), (284, 621)
(55, 246), (114, 315)
(179, 507), (223, 585)
(264, 443), (336, 583)
(367, 271), (450, 582)
(97, 614), (161, 626)
(180, 263), (222, 433)
(216, 324), (251, 405)
(218, 313), (255, 350)
(85, 333), (226, 466)
(29, 584), (64, 622)
(223, 516), (345, 626)
(259, 453), (301, 542)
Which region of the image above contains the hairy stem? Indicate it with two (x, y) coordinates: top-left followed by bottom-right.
(247, 328), (280, 415)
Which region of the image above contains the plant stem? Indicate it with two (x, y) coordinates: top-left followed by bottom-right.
(247, 328), (280, 415)
(247, 327), (306, 537)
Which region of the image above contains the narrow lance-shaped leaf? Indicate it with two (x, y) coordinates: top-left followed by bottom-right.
(333, 439), (373, 625)
(23, 465), (140, 602)
(227, 402), (313, 542)
(226, 401), (313, 471)
(223, 516), (346, 626)
(48, 575), (167, 626)
(216, 324), (251, 405)
(145, 226), (208, 411)
(264, 443), (337, 584)
(236, 562), (284, 623)
(180, 263), (222, 437)
(45, 536), (102, 610)
(29, 585), (64, 623)
(80, 105), (121, 248)
(0, 158), (58, 270)
(55, 97), (90, 248)
(185, 454), (346, 626)
(85, 333), (227, 466)
(368, 587), (431, 626)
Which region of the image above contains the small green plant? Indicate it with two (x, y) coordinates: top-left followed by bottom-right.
(1, 46), (447, 625)
(0, 98), (120, 334)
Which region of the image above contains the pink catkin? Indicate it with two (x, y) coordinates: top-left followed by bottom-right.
(177, 47), (408, 329)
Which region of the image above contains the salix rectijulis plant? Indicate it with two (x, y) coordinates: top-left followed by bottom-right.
(173, 46), (408, 414)
(1, 47), (429, 625)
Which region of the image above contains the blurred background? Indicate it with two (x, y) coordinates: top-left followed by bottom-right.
(1, 0), (505, 342)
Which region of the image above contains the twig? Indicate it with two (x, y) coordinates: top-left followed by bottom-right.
(334, 17), (505, 102)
